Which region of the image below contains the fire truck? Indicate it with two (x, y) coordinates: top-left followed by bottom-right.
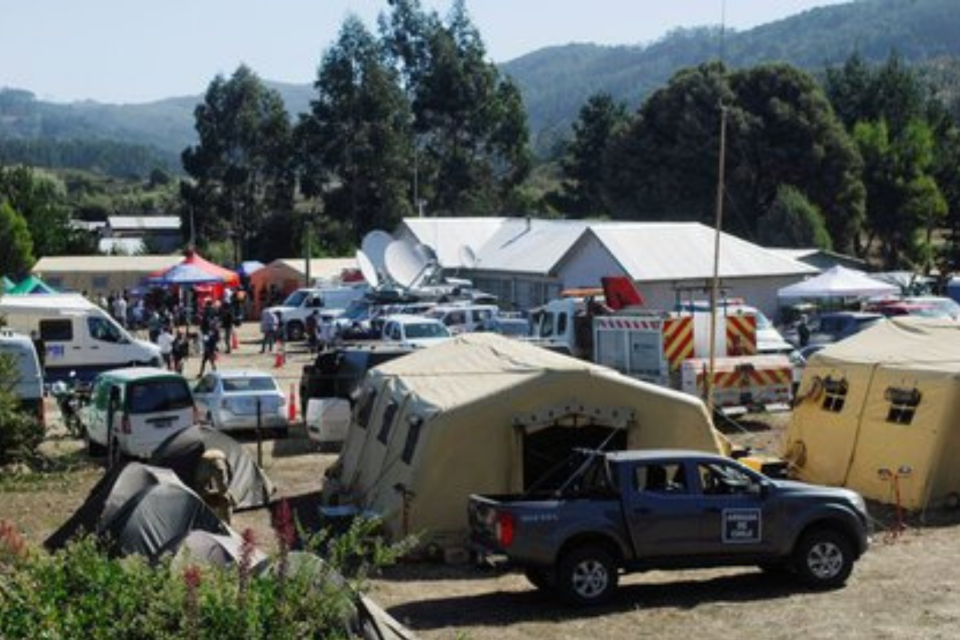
(531, 278), (793, 412)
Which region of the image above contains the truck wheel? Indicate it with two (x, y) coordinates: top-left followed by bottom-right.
(524, 566), (556, 592)
(287, 321), (305, 341)
(793, 529), (854, 588)
(557, 545), (618, 606)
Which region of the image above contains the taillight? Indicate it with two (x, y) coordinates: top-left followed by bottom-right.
(495, 511), (515, 548)
(121, 414), (131, 434)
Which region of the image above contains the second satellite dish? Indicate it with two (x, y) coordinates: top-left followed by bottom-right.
(361, 230), (394, 276)
(384, 239), (428, 289)
(355, 249), (380, 288)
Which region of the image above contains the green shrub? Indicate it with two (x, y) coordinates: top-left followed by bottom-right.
(0, 513), (413, 640)
(0, 406), (43, 466)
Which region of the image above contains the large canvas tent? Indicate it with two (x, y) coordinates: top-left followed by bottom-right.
(45, 463), (229, 560)
(149, 425), (276, 510)
(324, 333), (726, 549)
(784, 317), (960, 510)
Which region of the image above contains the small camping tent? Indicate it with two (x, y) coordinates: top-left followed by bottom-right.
(172, 530), (268, 571)
(149, 425), (275, 510)
(784, 317), (960, 510)
(45, 463), (228, 560)
(324, 333), (726, 549)
(7, 275), (58, 295)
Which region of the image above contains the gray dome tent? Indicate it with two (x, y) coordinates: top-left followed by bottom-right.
(149, 425), (275, 510)
(45, 463), (228, 561)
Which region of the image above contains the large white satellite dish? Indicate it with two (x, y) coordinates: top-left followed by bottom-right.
(355, 249), (380, 288)
(459, 245), (478, 269)
(384, 239), (428, 289)
(361, 230), (394, 276)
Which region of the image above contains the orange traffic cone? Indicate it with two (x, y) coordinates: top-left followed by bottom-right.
(274, 349), (285, 368)
(288, 384), (297, 422)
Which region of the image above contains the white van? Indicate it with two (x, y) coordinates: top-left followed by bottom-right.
(82, 368), (196, 461)
(266, 285), (369, 340)
(424, 303), (499, 335)
(0, 330), (45, 423)
(0, 294), (162, 382)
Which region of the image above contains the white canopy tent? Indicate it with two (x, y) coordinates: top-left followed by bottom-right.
(778, 265), (899, 300)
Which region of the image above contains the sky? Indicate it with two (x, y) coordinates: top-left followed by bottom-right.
(1, 0), (850, 104)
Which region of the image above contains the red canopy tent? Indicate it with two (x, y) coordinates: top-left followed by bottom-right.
(147, 250), (240, 308)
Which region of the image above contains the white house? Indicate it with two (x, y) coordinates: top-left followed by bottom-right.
(397, 217), (817, 317)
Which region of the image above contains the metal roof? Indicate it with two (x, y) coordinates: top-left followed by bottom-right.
(474, 218), (590, 274)
(33, 255), (182, 273)
(589, 223), (817, 281)
(107, 216), (181, 230)
(399, 217), (510, 268)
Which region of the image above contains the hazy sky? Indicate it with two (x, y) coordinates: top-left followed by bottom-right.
(2, 0), (850, 104)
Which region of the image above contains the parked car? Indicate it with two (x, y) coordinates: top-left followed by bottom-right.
(300, 344), (414, 448)
(470, 449), (870, 606)
(811, 312), (884, 344)
(193, 370), (289, 437)
(424, 303), (500, 335)
(82, 368), (195, 462)
(380, 314), (453, 348)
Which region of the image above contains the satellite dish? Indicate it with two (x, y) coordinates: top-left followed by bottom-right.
(355, 249), (380, 288)
(459, 245), (478, 269)
(384, 239), (428, 289)
(361, 230), (394, 276)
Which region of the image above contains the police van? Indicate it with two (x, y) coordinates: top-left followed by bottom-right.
(0, 294), (162, 382)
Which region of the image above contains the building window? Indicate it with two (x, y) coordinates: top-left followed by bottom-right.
(885, 387), (922, 425)
(821, 376), (848, 413)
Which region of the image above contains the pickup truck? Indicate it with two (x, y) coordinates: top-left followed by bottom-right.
(469, 449), (869, 606)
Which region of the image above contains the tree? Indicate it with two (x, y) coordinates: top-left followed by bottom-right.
(603, 63), (865, 251)
(0, 165), (73, 256)
(181, 65), (294, 262)
(381, 0), (531, 216)
(0, 201), (35, 279)
(757, 185), (832, 249)
(555, 93), (630, 216)
(296, 15), (414, 247)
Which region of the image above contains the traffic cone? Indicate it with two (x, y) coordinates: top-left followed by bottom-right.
(288, 384), (297, 422)
(274, 349), (285, 368)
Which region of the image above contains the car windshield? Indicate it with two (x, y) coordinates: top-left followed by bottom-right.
(127, 379), (193, 413)
(222, 376), (278, 393)
(282, 291), (308, 307)
(405, 322), (450, 339)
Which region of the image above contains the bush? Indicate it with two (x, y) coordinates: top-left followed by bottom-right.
(0, 406), (43, 466)
(0, 512), (414, 640)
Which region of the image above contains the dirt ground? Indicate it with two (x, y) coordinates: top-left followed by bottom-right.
(3, 322), (960, 639)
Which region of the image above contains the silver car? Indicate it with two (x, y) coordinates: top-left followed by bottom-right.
(193, 370), (289, 437)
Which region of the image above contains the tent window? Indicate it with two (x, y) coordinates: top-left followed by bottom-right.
(356, 390), (377, 430)
(821, 376), (848, 413)
(377, 400), (399, 444)
(401, 416), (423, 464)
(885, 387), (922, 425)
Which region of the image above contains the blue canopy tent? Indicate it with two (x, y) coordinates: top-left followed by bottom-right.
(147, 263), (225, 286)
(237, 261), (264, 278)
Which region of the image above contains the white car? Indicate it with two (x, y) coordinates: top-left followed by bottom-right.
(380, 314), (453, 348)
(193, 370), (289, 437)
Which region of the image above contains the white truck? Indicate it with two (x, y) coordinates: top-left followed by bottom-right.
(532, 296), (792, 411)
(264, 285), (368, 341)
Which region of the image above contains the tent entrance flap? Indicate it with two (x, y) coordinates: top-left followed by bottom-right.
(521, 424), (627, 489)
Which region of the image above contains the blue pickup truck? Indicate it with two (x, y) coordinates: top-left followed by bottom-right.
(469, 449), (869, 605)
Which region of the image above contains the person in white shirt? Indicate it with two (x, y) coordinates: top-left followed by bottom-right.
(157, 325), (175, 370)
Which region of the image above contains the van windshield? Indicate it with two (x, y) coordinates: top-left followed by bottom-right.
(282, 291), (309, 307)
(127, 379), (193, 414)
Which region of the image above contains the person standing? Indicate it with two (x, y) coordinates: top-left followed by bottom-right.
(172, 329), (189, 374)
(157, 324), (174, 370)
(114, 294), (128, 328)
(219, 303), (235, 354)
(198, 322), (220, 377)
(260, 307), (278, 353)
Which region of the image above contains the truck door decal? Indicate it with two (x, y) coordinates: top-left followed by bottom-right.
(662, 317), (693, 369)
(722, 508), (762, 543)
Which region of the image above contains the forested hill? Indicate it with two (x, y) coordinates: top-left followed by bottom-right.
(505, 0), (960, 152)
(2, 0), (960, 174)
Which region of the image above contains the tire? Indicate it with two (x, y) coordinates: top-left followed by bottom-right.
(287, 321), (305, 342)
(274, 427), (289, 440)
(793, 529), (854, 588)
(524, 566), (556, 592)
(86, 436), (106, 457)
(556, 545), (619, 606)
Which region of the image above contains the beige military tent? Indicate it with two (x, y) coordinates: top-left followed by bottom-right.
(784, 317), (960, 510)
(323, 333), (727, 550)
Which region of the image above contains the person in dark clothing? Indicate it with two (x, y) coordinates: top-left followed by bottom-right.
(172, 329), (189, 374)
(198, 323), (220, 377)
(219, 304), (235, 354)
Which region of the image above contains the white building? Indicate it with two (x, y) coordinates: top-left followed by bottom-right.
(397, 217), (817, 317)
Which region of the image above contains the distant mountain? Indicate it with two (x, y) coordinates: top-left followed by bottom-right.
(504, 0), (960, 153)
(2, 0), (960, 172)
